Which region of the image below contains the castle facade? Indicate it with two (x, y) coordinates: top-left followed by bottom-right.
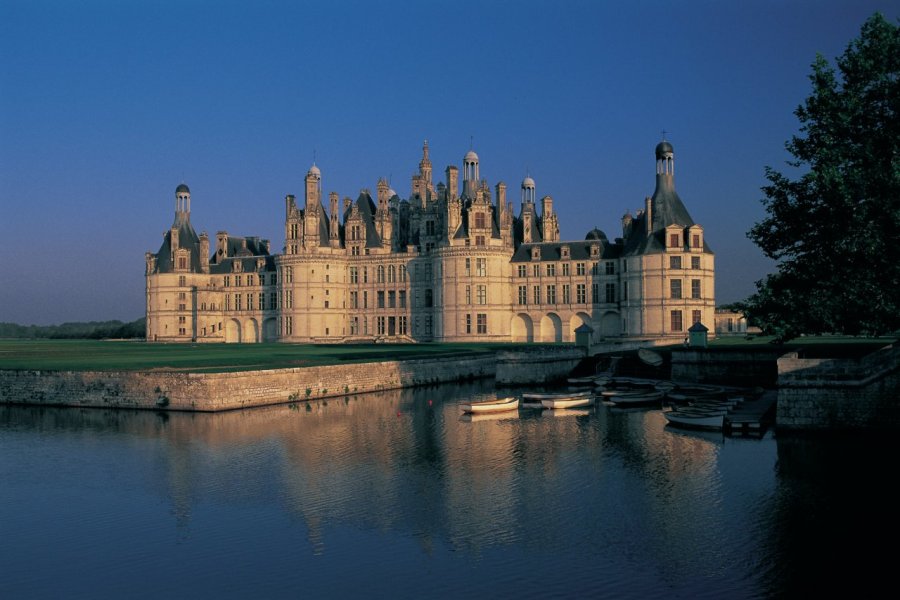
(145, 141), (714, 343)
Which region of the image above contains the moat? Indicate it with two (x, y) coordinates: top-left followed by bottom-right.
(1, 379), (893, 598)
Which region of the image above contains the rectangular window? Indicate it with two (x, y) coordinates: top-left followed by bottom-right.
(546, 264), (556, 276)
(363, 267), (368, 283)
(350, 291), (358, 309)
(670, 256), (682, 269)
(474, 213), (485, 229)
(349, 267), (358, 284)
(533, 264), (540, 277)
(424, 316), (432, 335)
(388, 291), (396, 308)
(350, 316), (359, 335)
(225, 295), (231, 311)
(591, 263), (599, 275)
(605, 261), (615, 275)
(399, 290), (407, 308)
(258, 292), (264, 310)
(224, 276), (230, 287)
(623, 281), (628, 301)
(475, 235), (485, 246)
(271, 273), (277, 285)
(425, 289), (433, 307)
(476, 285), (487, 305)
(377, 316), (385, 335)
(425, 220), (435, 236)
(670, 233), (680, 248)
(518, 285), (527, 305)
(235, 294), (242, 311)
(691, 256), (701, 269)
(576, 283), (586, 304)
(533, 285), (541, 304)
(546, 285), (556, 304)
(363, 291), (368, 309)
(477, 313), (487, 334)
(247, 275), (253, 286)
(270, 293), (277, 310)
(476, 258), (486, 277)
(562, 284), (570, 304)
(178, 316), (186, 324)
(518, 265), (527, 278)
(465, 314), (472, 334)
(178, 276), (186, 287)
(178, 292), (186, 300)
(562, 263), (570, 276)
(235, 275), (242, 287)
(671, 310), (683, 332)
(286, 316), (293, 335)
(466, 285), (472, 305)
(247, 293), (253, 311)
(399, 316), (407, 335)
(605, 283), (616, 303)
(465, 258), (471, 276)
(692, 234), (701, 248)
(692, 310), (702, 324)
(576, 262), (585, 276)
(592, 283), (599, 304)
(178, 257), (187, 270)
(377, 291), (385, 309)
(670, 279), (682, 299)
(691, 279), (701, 299)
(287, 290), (292, 309)
(178, 303), (186, 311)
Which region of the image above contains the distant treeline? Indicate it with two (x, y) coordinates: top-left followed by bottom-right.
(0, 318), (146, 339)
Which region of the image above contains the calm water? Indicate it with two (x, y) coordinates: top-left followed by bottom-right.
(1, 381), (895, 599)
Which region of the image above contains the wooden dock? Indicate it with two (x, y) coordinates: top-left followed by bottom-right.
(724, 390), (777, 437)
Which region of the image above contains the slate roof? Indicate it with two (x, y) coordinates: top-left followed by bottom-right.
(510, 239), (620, 263)
(152, 214), (203, 273)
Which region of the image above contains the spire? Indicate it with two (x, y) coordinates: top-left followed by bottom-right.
(650, 140), (694, 231)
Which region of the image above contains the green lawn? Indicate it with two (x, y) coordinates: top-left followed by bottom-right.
(0, 340), (516, 372)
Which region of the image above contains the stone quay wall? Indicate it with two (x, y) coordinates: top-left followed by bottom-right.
(776, 344), (900, 430)
(0, 355), (496, 412)
(495, 346), (587, 384)
(671, 349), (782, 386)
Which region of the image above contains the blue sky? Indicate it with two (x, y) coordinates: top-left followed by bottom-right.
(1, 0), (896, 325)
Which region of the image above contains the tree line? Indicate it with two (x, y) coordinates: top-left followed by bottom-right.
(0, 318), (146, 339)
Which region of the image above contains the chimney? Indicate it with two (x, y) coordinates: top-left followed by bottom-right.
(645, 196), (653, 234)
(199, 232), (210, 273)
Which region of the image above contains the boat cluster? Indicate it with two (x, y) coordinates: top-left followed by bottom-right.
(459, 375), (758, 432)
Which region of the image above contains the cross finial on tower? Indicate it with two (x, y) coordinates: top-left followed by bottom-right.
(661, 129), (668, 141)
(470, 135), (473, 150)
(313, 149), (317, 165)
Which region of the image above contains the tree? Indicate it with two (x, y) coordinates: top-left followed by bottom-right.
(746, 13), (900, 340)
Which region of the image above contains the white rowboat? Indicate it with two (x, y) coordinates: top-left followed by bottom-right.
(460, 397), (519, 414)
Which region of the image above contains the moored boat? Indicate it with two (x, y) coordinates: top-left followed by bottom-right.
(608, 390), (666, 407)
(664, 409), (725, 430)
(537, 392), (594, 409)
(460, 397), (519, 414)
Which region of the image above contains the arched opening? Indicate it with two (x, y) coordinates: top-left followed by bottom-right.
(540, 313), (562, 342)
(511, 313), (534, 343)
(600, 311), (621, 337)
(225, 319), (242, 343)
(570, 312), (593, 342)
(244, 318), (259, 344)
(262, 318), (278, 342)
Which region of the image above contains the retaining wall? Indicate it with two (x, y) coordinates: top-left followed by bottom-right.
(0, 355), (496, 412)
(495, 346), (586, 384)
(671, 349), (782, 386)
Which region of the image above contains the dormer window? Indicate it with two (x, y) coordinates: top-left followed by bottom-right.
(561, 245), (570, 259)
(669, 233), (680, 248)
(589, 244), (600, 257)
(474, 212), (486, 229)
(531, 247), (541, 261)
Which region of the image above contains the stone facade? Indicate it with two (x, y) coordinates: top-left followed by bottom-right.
(146, 141), (715, 343)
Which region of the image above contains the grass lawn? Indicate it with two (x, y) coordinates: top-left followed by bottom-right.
(0, 340), (517, 372)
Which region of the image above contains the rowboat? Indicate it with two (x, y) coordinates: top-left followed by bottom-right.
(608, 390), (666, 407)
(664, 409), (725, 430)
(532, 392), (594, 410)
(638, 348), (664, 367)
(460, 397), (519, 414)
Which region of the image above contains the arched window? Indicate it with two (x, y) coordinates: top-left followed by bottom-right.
(399, 265), (407, 282)
(377, 265), (385, 283)
(388, 265), (395, 283)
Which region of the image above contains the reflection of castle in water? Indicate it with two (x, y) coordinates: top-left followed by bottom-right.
(0, 387), (721, 556)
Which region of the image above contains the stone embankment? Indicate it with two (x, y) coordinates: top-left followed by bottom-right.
(776, 344), (900, 430)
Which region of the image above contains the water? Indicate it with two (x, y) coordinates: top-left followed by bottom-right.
(1, 381), (895, 598)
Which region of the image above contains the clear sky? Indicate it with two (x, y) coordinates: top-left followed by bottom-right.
(1, 0), (896, 325)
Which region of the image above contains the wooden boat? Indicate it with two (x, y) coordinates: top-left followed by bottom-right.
(608, 390), (665, 407)
(567, 376), (595, 385)
(537, 392), (594, 410)
(638, 348), (664, 367)
(460, 397), (519, 414)
(664, 409), (725, 431)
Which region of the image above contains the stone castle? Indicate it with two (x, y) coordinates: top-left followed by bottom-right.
(145, 140), (715, 343)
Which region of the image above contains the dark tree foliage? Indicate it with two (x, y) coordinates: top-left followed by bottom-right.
(746, 13), (900, 340)
(0, 318), (146, 339)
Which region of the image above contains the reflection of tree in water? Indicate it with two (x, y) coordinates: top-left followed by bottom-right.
(762, 434), (899, 597)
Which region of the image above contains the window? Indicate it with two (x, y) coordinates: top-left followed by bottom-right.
(465, 285), (471, 304)
(363, 267), (368, 283)
(399, 290), (407, 308)
(178, 276), (186, 286)
(592, 283), (599, 304)
(235, 275), (242, 287)
(377, 316), (386, 335)
(605, 283), (616, 303)
(476, 258), (486, 277)
(671, 310), (683, 332)
(350, 316), (359, 335)
(562, 284), (570, 304)
(475, 235), (485, 246)
(388, 265), (395, 283)
(388, 291), (396, 308)
(623, 281), (628, 301)
(465, 314), (472, 334)
(290, 223), (299, 240)
(400, 265), (407, 282)
(178, 303), (186, 311)
(518, 285), (527, 305)
(591, 263), (599, 275)
(377, 291), (385, 308)
(670, 256), (682, 269)
(285, 316), (293, 335)
(377, 266), (385, 283)
(671, 279), (682, 299)
(363, 317), (368, 335)
(178, 328), (186, 336)
(474, 213), (485, 229)
(247, 275), (253, 286)
(533, 264), (540, 277)
(350, 291), (358, 309)
(247, 293), (254, 311)
(224, 276), (230, 287)
(399, 316), (407, 335)
(351, 225), (361, 240)
(691, 279), (701, 299)
(562, 263), (570, 276)
(547, 264), (556, 276)
(286, 267), (293, 283)
(286, 290), (293, 308)
(476, 285), (487, 305)
(178, 292), (186, 300)
(235, 294), (242, 311)
(225, 295), (231, 311)
(351, 246), (360, 256)
(518, 265), (527, 278)
(691, 256), (701, 270)
(576, 262), (585, 276)
(533, 285), (540, 304)
(546, 285), (556, 304)
(477, 313), (487, 334)
(269, 293), (277, 310)
(178, 316), (186, 324)
(363, 291), (368, 308)
(692, 310), (702, 324)
(424, 316), (432, 335)
(349, 267), (358, 284)
(692, 234), (701, 248)
(178, 257), (187, 270)
(465, 258), (471, 276)
(425, 289), (433, 307)
(669, 233), (680, 248)
(576, 284), (586, 303)
(605, 261), (615, 275)
(425, 220), (435, 235)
